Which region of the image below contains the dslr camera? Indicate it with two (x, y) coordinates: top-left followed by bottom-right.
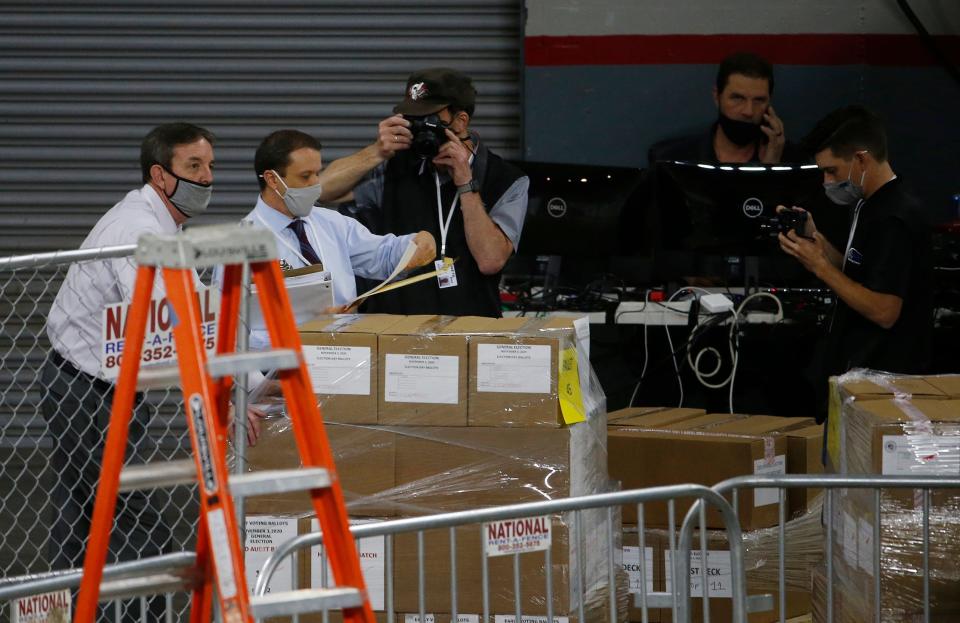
(404, 114), (448, 159)
(761, 209), (809, 238)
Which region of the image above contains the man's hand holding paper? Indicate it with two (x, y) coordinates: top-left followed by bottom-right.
(407, 230), (437, 270)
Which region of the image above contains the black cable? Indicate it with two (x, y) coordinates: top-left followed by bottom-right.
(897, 0), (960, 88)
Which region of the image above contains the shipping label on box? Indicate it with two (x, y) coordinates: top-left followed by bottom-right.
(385, 354), (459, 404)
(622, 546), (655, 594)
(485, 516), (552, 557)
(664, 549), (733, 598)
(880, 434), (960, 475)
(311, 519), (386, 610)
(752, 454), (786, 507)
(404, 615), (480, 623)
(244, 515), (298, 593)
(11, 590), (71, 623)
(476, 344), (551, 394)
(303, 345), (371, 395)
(494, 617), (570, 623)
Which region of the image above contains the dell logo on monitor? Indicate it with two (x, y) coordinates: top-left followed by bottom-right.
(742, 197), (764, 218)
(547, 197), (567, 218)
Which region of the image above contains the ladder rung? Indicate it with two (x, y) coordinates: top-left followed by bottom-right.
(119, 462), (330, 497)
(250, 588), (363, 619)
(136, 363), (181, 391)
(229, 467), (331, 498)
(119, 459), (197, 492)
(206, 349), (300, 379)
(100, 573), (196, 601)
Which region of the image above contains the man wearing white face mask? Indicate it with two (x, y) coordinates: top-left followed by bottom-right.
(777, 106), (933, 419)
(243, 129), (435, 332)
(39, 123), (225, 619)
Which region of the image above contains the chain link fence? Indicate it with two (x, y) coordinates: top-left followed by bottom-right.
(0, 245), (208, 622)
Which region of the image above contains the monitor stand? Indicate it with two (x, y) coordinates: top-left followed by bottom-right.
(724, 255), (760, 294)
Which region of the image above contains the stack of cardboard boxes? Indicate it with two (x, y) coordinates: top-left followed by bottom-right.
(607, 407), (825, 623)
(240, 314), (612, 623)
(811, 371), (960, 621)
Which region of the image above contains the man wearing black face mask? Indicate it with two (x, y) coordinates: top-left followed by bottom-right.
(649, 52), (802, 165)
(40, 123), (252, 621)
(318, 67), (529, 317)
(778, 106), (933, 420)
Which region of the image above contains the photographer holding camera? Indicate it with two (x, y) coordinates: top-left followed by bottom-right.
(778, 106), (933, 419)
(320, 67), (529, 317)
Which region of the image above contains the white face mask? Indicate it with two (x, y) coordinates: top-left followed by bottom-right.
(270, 170), (322, 217)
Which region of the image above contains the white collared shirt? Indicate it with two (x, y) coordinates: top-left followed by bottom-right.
(47, 184), (181, 377)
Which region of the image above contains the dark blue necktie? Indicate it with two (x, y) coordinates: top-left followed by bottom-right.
(287, 219), (323, 267)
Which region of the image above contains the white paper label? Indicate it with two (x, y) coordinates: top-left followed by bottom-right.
(384, 354), (459, 404)
(858, 518), (875, 573)
(622, 546), (655, 594)
(494, 617), (569, 623)
(303, 345), (371, 395)
(12, 590), (71, 623)
(485, 516), (552, 557)
(752, 454), (786, 507)
(881, 435), (960, 475)
(476, 344), (551, 394)
(244, 516), (297, 594)
(405, 615), (480, 623)
(100, 286), (218, 380)
(664, 549), (732, 598)
(208, 508), (238, 599)
(311, 518), (386, 610)
(843, 511), (858, 567)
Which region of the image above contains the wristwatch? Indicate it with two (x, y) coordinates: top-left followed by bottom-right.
(456, 179), (480, 196)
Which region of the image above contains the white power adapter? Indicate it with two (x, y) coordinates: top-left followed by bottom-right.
(700, 293), (735, 314)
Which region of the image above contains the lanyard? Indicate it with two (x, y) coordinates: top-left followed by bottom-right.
(253, 212), (327, 269)
(434, 170), (460, 258)
(841, 198), (865, 272)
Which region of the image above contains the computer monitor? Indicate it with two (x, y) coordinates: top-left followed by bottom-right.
(510, 161), (647, 258)
(652, 160), (848, 285)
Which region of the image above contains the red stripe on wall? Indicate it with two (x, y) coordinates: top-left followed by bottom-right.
(525, 33), (960, 67)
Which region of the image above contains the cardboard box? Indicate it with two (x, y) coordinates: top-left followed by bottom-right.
(378, 316), (470, 426)
(621, 528), (662, 622)
(243, 421), (397, 517)
(704, 416), (815, 435)
(608, 408), (706, 428)
(467, 316), (568, 428)
(608, 429), (787, 529)
(657, 414), (746, 431)
(390, 417), (607, 515)
(784, 425), (824, 514)
(299, 314), (406, 424)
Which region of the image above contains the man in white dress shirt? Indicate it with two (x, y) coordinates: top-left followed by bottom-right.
(40, 123), (231, 619)
(242, 129), (434, 344)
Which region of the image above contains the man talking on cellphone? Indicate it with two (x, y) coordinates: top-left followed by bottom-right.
(649, 52), (803, 164)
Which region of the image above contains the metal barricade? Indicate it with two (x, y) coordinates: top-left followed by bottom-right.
(679, 474), (960, 623)
(256, 485), (751, 623)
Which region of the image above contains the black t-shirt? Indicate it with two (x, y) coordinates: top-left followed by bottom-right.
(825, 177), (934, 376)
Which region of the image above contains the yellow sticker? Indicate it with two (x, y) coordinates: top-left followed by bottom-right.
(827, 378), (841, 470)
(558, 347), (587, 424)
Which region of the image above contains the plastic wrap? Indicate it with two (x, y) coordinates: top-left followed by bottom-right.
(622, 496), (821, 623)
(233, 313), (615, 621)
(820, 369), (960, 620)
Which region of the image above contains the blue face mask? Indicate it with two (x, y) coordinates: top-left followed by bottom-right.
(824, 154), (867, 206)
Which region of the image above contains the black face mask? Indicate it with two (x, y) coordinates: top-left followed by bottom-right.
(717, 113), (764, 147)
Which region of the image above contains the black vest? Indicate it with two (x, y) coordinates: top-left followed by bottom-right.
(364, 145), (523, 317)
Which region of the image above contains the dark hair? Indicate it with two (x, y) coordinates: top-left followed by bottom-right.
(254, 130), (322, 190)
(715, 52), (775, 95)
(140, 123), (215, 183)
(804, 105), (888, 163)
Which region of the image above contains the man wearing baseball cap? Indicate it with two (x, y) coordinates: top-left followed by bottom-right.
(320, 67), (529, 317)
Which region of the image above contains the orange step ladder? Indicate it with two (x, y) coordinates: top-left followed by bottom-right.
(73, 224), (375, 623)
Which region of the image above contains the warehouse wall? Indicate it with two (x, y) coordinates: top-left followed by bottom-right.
(523, 0), (960, 222)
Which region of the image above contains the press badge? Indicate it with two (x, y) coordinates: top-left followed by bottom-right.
(435, 258), (458, 289)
